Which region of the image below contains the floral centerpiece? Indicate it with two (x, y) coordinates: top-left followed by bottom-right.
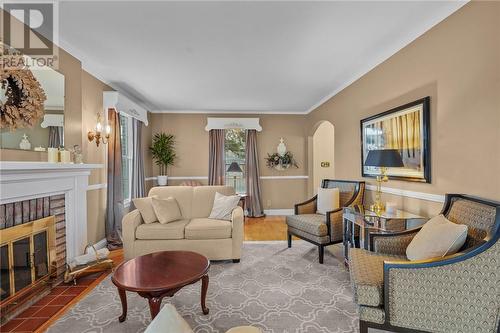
(265, 151), (298, 171)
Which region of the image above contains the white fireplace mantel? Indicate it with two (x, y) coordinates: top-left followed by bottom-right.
(0, 161), (103, 261)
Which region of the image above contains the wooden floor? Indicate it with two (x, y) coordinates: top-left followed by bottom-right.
(32, 216), (288, 332)
(244, 215), (290, 240)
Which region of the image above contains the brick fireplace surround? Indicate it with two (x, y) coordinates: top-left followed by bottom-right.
(0, 195), (67, 322)
(0, 162), (102, 326)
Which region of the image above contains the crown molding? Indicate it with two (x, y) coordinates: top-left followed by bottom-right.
(150, 109), (306, 115)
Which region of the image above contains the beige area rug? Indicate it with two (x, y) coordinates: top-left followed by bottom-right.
(48, 241), (359, 333)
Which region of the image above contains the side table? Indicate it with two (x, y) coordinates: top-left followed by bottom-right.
(342, 205), (427, 266)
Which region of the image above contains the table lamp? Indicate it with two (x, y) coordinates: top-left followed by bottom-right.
(364, 149), (404, 213)
(227, 162), (243, 189)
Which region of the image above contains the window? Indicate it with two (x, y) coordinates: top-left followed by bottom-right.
(224, 129), (246, 194)
(120, 115), (133, 206)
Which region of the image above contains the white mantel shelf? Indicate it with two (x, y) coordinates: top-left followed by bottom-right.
(0, 161), (103, 171)
(0, 161), (103, 261)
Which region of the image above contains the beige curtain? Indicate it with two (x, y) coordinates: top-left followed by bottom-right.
(208, 129), (225, 185)
(106, 109), (124, 250)
(245, 130), (264, 217)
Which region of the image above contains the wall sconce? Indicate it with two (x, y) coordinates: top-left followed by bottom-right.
(87, 113), (111, 147)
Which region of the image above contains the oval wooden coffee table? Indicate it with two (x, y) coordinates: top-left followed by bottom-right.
(111, 251), (210, 322)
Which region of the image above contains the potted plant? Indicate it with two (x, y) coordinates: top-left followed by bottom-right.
(150, 133), (176, 186)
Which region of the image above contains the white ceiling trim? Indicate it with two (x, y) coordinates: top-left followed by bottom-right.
(150, 109), (304, 115)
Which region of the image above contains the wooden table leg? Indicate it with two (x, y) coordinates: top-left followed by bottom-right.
(201, 275), (209, 315)
(148, 297), (162, 319)
(117, 287), (127, 322)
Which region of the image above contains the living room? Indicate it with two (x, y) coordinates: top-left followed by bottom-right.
(0, 1), (499, 332)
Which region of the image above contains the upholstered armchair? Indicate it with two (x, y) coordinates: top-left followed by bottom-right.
(349, 194), (500, 333)
(286, 179), (365, 263)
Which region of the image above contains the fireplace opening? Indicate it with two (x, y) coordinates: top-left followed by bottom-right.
(0, 216), (56, 311)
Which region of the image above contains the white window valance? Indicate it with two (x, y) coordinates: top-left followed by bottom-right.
(205, 117), (262, 131)
(103, 91), (149, 125)
(40, 114), (64, 127)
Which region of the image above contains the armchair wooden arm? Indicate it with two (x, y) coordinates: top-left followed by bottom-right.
(294, 195), (317, 215)
(369, 227), (422, 256)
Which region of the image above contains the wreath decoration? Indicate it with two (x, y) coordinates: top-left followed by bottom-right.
(265, 151), (298, 171)
(1, 54), (47, 130)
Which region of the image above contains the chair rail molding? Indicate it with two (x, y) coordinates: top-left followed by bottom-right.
(145, 175), (308, 181)
(87, 183), (107, 191)
(366, 184), (445, 203)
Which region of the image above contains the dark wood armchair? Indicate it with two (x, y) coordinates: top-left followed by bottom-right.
(348, 194), (500, 333)
(286, 179), (365, 263)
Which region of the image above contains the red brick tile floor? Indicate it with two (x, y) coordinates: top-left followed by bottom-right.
(0, 272), (106, 333)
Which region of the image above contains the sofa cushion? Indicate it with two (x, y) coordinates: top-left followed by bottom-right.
(149, 186), (193, 218)
(406, 214), (468, 261)
(286, 214), (327, 237)
(191, 186), (235, 218)
(136, 219), (190, 240)
(349, 248), (407, 307)
(133, 196), (158, 224)
(185, 218), (232, 240)
(152, 197), (183, 224)
(209, 192), (240, 221)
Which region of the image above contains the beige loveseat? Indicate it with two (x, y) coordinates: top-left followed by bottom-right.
(122, 186), (244, 262)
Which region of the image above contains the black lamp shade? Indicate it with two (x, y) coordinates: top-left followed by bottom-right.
(227, 162), (243, 173)
(365, 149), (404, 167)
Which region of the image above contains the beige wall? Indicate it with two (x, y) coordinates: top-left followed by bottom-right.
(306, 2), (500, 217)
(81, 71), (113, 243)
(148, 113), (309, 209)
(312, 121), (335, 192)
(0, 17), (113, 245)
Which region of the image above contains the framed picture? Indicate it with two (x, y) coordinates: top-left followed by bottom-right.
(360, 97), (431, 183)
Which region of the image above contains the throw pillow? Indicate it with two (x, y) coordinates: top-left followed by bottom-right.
(406, 214), (468, 261)
(132, 196), (158, 224)
(316, 187), (340, 215)
(209, 192), (240, 221)
(151, 196), (183, 224)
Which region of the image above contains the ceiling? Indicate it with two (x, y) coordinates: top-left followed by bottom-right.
(59, 1), (466, 114)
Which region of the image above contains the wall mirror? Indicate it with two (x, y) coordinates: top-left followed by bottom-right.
(0, 67), (65, 151)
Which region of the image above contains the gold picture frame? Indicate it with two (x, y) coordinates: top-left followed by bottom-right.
(360, 97), (431, 183)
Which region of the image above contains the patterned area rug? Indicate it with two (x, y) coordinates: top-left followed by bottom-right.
(48, 241), (358, 333)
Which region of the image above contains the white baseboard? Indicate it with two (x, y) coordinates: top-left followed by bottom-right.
(264, 209), (294, 216)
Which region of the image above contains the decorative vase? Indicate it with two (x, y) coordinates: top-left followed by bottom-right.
(277, 137), (287, 157)
(274, 164), (290, 171)
(19, 134), (31, 150)
(157, 175), (168, 186)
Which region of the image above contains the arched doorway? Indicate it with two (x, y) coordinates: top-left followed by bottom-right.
(310, 121), (335, 194)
